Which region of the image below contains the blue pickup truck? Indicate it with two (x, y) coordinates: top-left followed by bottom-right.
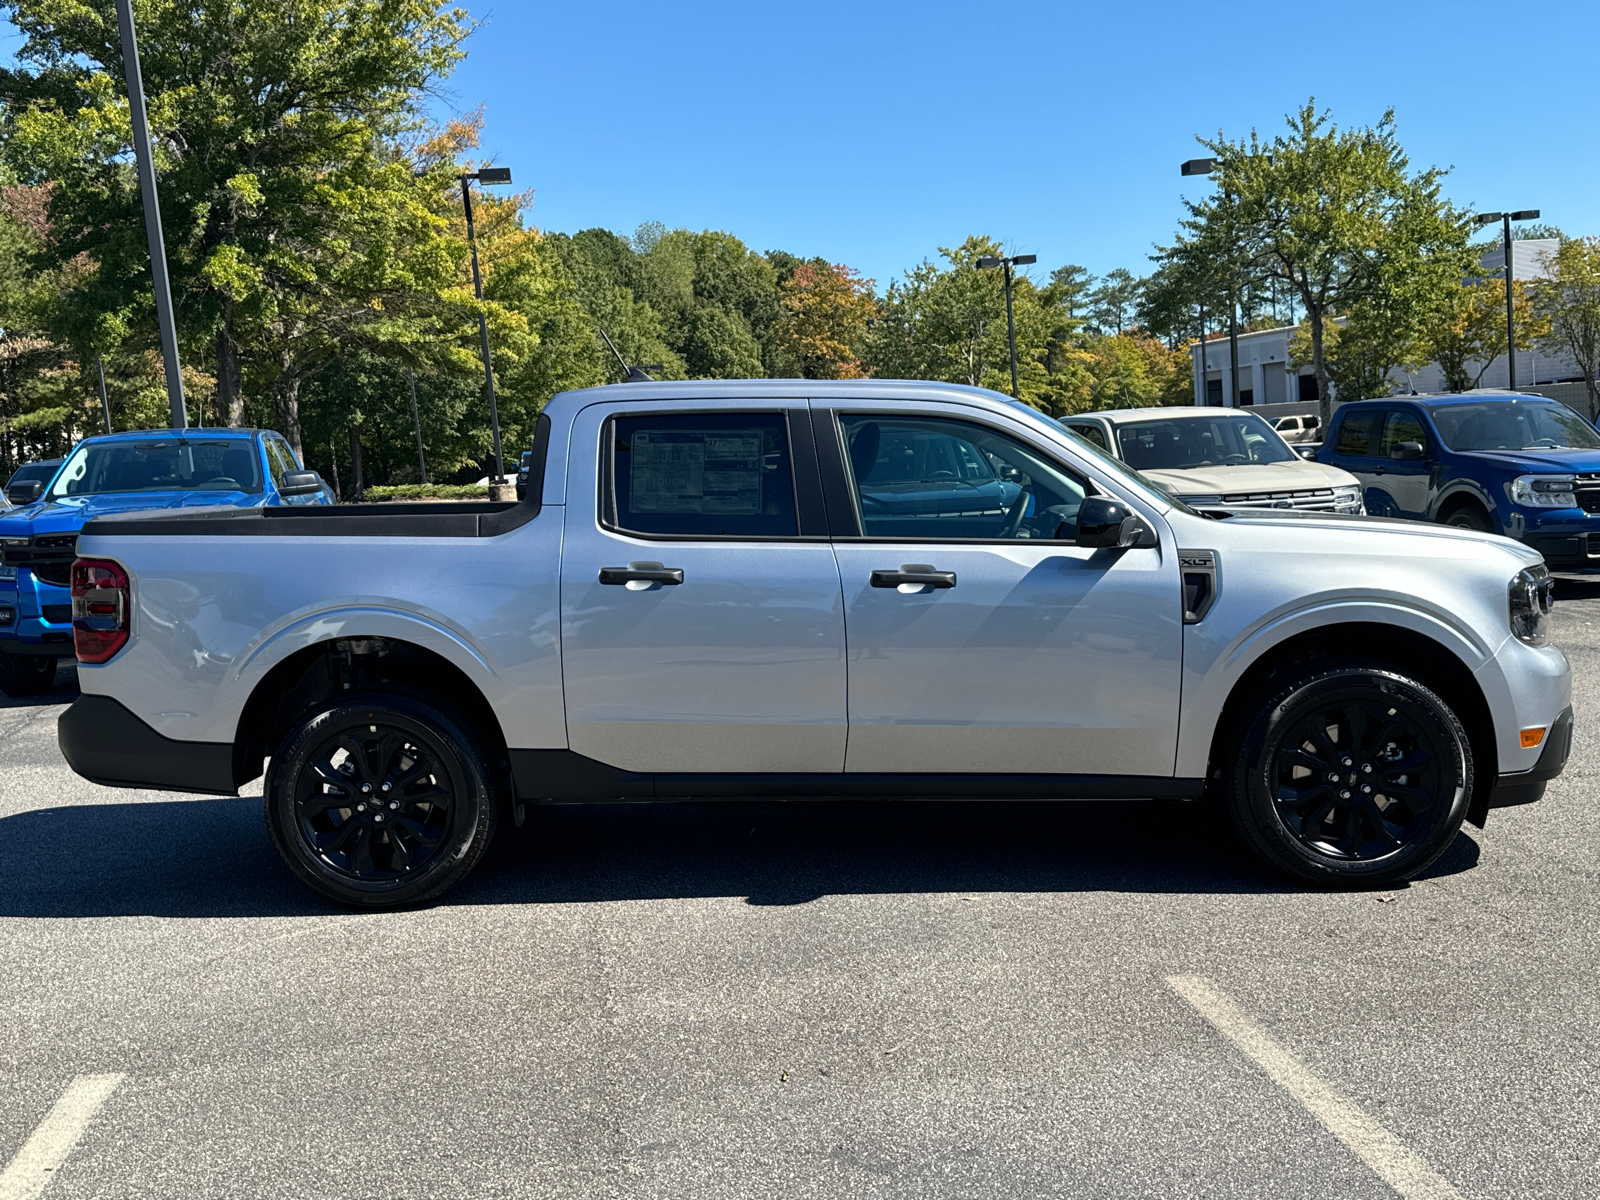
(0, 427), (330, 695)
(1316, 392), (1600, 569)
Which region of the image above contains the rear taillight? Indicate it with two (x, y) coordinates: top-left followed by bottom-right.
(71, 558), (130, 663)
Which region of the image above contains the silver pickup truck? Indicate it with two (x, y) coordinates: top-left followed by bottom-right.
(57, 381), (1572, 906)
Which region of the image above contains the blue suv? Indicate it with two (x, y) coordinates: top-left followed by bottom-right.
(0, 427), (331, 695)
(1316, 392), (1600, 568)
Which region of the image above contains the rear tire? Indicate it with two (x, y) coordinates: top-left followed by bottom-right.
(264, 693), (498, 907)
(1225, 664), (1472, 886)
(0, 653), (56, 697)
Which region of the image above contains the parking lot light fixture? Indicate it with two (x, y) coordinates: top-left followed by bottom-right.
(460, 166), (514, 488)
(977, 253), (1038, 398)
(1474, 208), (1542, 390)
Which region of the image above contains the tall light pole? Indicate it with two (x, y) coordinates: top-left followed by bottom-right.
(976, 253), (1037, 398)
(459, 166), (513, 490)
(114, 0), (185, 429)
(1474, 209), (1541, 391)
(1180, 157), (1244, 408)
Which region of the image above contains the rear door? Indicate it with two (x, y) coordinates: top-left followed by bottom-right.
(559, 399), (848, 774)
(817, 400), (1182, 778)
(1328, 407), (1387, 513)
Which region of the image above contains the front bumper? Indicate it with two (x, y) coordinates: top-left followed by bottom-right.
(1488, 706), (1573, 808)
(0, 569), (76, 657)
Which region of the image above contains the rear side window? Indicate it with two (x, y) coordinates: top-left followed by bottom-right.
(608, 412), (798, 538)
(1067, 423), (1108, 450)
(1380, 410), (1428, 456)
(1335, 411), (1376, 456)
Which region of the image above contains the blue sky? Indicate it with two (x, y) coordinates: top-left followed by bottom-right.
(442, 0), (1599, 292)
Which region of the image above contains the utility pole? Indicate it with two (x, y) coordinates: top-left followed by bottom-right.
(96, 357), (112, 434)
(976, 253), (1037, 398)
(458, 166), (513, 495)
(408, 369), (427, 485)
(1474, 209), (1541, 390)
(114, 0), (185, 430)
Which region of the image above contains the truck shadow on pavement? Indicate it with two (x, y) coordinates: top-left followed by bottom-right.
(0, 793), (1480, 918)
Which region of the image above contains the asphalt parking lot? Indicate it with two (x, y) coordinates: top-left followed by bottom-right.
(1, 584), (1597, 1200)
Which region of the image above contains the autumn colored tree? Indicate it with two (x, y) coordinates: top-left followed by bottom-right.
(1534, 238), (1600, 419)
(776, 262), (877, 379)
(1426, 279), (1545, 392)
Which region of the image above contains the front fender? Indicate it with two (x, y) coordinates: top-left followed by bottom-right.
(1176, 595), (1504, 778)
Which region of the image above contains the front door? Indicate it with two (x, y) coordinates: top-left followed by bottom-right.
(560, 402), (848, 774)
(1330, 407), (1392, 515)
(1376, 407), (1433, 518)
(819, 403), (1183, 777)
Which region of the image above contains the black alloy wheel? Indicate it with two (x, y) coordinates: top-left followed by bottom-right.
(1226, 665), (1472, 885)
(0, 653), (56, 698)
(264, 694), (497, 907)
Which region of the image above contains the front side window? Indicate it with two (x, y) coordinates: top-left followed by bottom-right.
(1427, 400), (1600, 452)
(1115, 413), (1296, 470)
(608, 412), (797, 538)
(1335, 411), (1377, 456)
(1380, 410), (1428, 456)
(50, 439), (264, 498)
(840, 414), (1088, 540)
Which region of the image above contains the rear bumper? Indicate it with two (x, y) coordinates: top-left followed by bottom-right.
(58, 694), (237, 795)
(1488, 705), (1573, 808)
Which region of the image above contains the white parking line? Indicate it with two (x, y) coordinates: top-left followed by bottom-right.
(0, 1075), (125, 1200)
(1168, 975), (1463, 1200)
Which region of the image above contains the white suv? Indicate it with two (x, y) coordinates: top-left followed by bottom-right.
(1061, 407), (1361, 514)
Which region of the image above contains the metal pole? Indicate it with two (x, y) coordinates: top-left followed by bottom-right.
(1228, 298), (1240, 407)
(1003, 259), (1019, 398)
(96, 357), (112, 434)
(1503, 214), (1517, 391)
(1198, 304), (1208, 405)
(461, 177), (504, 483)
(408, 368), (427, 485)
(114, 0), (185, 430)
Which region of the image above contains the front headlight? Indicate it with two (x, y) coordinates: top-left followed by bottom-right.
(1509, 566), (1554, 646)
(1332, 485), (1363, 513)
(1511, 475), (1576, 508)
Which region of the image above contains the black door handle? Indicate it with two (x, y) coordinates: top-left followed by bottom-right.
(870, 564), (957, 589)
(599, 561), (684, 585)
(1374, 466), (1386, 474)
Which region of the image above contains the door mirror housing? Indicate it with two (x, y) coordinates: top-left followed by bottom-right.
(279, 470), (325, 497)
(1073, 496), (1156, 549)
(5, 479), (43, 505)
(1390, 441), (1426, 461)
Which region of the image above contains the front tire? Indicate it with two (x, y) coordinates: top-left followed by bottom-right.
(264, 693), (498, 907)
(1225, 665), (1472, 886)
(0, 653), (57, 697)
(1442, 504), (1493, 532)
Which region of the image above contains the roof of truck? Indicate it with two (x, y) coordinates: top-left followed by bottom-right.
(77, 427), (262, 443)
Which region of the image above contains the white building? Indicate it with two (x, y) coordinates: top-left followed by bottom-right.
(1189, 239), (1580, 406)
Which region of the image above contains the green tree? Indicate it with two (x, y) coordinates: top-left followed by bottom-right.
(1534, 238), (1600, 419)
(1173, 101), (1476, 423)
(1424, 279), (1545, 393)
(1086, 268), (1142, 335)
(0, 0), (474, 454)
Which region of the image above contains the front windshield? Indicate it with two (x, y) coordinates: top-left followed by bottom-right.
(1427, 400), (1600, 452)
(1116, 412), (1297, 470)
(1001, 399), (1182, 510)
(50, 439), (264, 498)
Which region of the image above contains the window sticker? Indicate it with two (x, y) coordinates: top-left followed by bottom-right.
(630, 429), (763, 515)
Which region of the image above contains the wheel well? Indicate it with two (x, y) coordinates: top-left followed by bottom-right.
(231, 638), (510, 793)
(1208, 622), (1498, 819)
(1437, 491), (1494, 526)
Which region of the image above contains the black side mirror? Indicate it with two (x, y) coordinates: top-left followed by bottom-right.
(1073, 496), (1155, 549)
(1390, 441), (1426, 461)
(279, 470), (324, 497)
(5, 479), (43, 505)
